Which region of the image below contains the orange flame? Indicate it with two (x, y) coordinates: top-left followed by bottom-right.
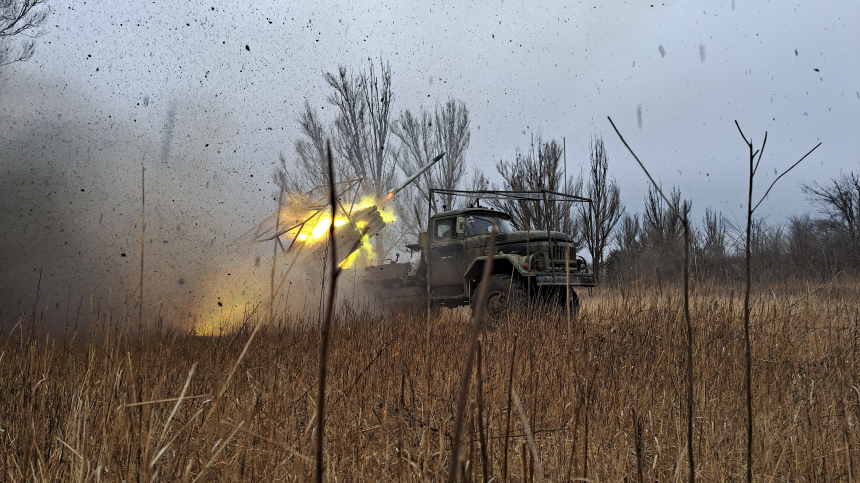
(279, 194), (397, 269)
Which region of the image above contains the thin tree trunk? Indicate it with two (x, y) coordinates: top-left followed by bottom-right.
(316, 140), (338, 483)
(684, 201), (695, 482)
(269, 190), (283, 323)
(744, 140), (754, 483)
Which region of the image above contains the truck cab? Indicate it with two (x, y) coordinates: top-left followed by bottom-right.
(427, 208), (514, 301)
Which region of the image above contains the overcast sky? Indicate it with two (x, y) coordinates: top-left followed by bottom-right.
(8, 0), (859, 215)
(1, 0), (857, 325)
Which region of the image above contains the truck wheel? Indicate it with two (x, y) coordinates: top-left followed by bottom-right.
(534, 286), (580, 317)
(472, 274), (528, 329)
(568, 289), (581, 315)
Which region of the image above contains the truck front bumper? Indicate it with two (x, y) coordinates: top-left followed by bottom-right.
(534, 272), (596, 287)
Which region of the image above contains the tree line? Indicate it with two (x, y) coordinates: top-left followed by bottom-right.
(277, 58), (624, 273)
(274, 59), (480, 241)
(279, 58), (857, 283)
(607, 173), (860, 286)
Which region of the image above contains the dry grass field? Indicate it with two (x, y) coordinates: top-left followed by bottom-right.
(2, 282), (859, 481)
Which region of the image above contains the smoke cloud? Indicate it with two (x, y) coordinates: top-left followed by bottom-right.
(0, 72), (273, 332)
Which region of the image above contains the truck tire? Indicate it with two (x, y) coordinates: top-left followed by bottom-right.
(567, 289), (581, 315)
(472, 274), (528, 329)
(535, 286), (580, 317)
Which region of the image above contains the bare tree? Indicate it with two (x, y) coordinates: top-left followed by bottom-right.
(274, 101), (336, 193)
(323, 59), (396, 261)
(0, 0), (50, 67)
(391, 107), (436, 236)
(276, 58), (396, 198)
(803, 172), (860, 237)
(616, 213), (642, 254)
(494, 134), (581, 245)
(699, 208), (727, 259)
(615, 185), (690, 283)
(786, 214), (830, 276)
(734, 120), (820, 483)
(802, 172), (860, 268)
(577, 136), (624, 283)
(325, 59), (396, 198)
(695, 207), (729, 279)
(606, 213), (643, 283)
(433, 99), (470, 210)
(392, 100), (471, 235)
(325, 66), (366, 184)
(643, 185), (686, 245)
(392, 109), (436, 204)
(466, 167), (490, 193)
(360, 59), (395, 197)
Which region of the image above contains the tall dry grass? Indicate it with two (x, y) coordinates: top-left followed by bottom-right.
(2, 282), (859, 481)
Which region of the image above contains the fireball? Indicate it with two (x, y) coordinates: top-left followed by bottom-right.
(280, 194), (397, 269)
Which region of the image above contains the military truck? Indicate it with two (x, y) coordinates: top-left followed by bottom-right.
(359, 199), (595, 319)
(239, 151), (594, 320)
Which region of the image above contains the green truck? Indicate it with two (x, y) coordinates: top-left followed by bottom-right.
(361, 203), (595, 319)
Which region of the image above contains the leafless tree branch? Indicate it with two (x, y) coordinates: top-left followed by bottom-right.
(0, 0), (50, 67)
(577, 136), (624, 282)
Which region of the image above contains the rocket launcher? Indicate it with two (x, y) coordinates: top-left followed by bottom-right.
(384, 152), (446, 202)
(309, 152), (445, 266)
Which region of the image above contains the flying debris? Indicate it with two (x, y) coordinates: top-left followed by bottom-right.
(231, 177), (394, 268)
(232, 152), (446, 296)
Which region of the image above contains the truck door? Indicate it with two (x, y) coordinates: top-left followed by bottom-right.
(429, 217), (466, 296)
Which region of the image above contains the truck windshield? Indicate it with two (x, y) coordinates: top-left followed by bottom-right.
(465, 215), (515, 235)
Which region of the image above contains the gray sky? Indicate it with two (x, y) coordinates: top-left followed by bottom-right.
(1, 0), (857, 326)
(9, 0), (859, 217)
